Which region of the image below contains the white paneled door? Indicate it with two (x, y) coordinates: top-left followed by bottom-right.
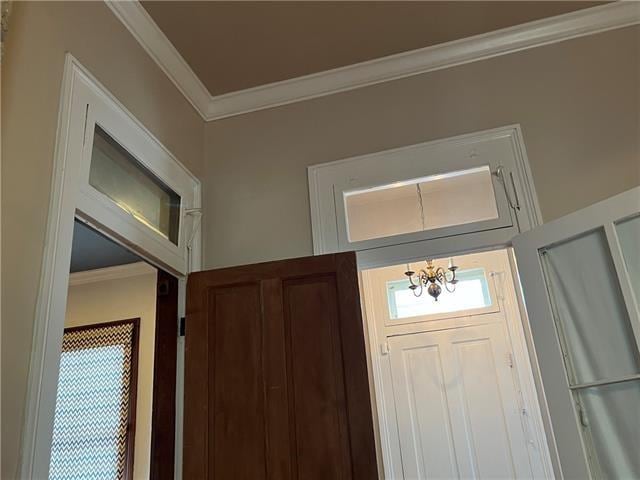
(389, 323), (538, 480)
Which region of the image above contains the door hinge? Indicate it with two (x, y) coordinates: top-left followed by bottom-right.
(179, 316), (186, 337)
(380, 342), (390, 355)
(577, 403), (589, 427)
(507, 352), (514, 368)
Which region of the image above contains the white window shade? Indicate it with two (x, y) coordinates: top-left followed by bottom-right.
(344, 166), (499, 243)
(542, 228), (640, 385)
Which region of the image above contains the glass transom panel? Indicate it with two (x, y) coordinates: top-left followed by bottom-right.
(89, 125), (181, 245)
(343, 166), (499, 243)
(386, 268), (492, 320)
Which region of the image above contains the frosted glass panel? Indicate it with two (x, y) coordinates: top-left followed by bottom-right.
(387, 268), (492, 320)
(344, 166), (498, 242)
(543, 229), (640, 384)
(617, 215), (640, 303)
(89, 125), (181, 244)
(576, 380), (640, 479)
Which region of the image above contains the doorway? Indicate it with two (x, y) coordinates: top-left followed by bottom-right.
(361, 248), (554, 479)
(48, 220), (179, 479)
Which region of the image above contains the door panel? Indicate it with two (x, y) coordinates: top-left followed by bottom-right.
(389, 324), (535, 479)
(283, 276), (352, 478)
(448, 326), (532, 479)
(392, 341), (459, 479)
(184, 253), (378, 480)
(513, 187), (640, 479)
(210, 284), (266, 479)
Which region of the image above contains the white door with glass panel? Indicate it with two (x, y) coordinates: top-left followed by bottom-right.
(514, 187), (640, 479)
(389, 323), (538, 480)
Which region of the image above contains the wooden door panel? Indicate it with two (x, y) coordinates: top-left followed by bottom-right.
(283, 276), (351, 479)
(263, 278), (293, 480)
(184, 253), (378, 480)
(210, 284), (266, 479)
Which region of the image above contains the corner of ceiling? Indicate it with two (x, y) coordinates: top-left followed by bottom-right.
(106, 1), (640, 123)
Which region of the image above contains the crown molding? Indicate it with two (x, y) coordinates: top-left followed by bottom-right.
(69, 262), (156, 286)
(105, 0), (212, 118)
(107, 1), (640, 122)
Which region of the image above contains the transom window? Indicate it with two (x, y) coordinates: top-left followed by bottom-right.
(308, 126), (537, 267)
(386, 267), (492, 320)
(344, 166), (499, 243)
(89, 126), (181, 245)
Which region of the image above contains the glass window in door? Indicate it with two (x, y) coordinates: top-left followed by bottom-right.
(542, 227), (640, 479)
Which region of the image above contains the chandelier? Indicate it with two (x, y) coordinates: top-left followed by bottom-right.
(405, 258), (458, 301)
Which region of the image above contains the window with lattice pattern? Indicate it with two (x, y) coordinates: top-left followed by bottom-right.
(49, 319), (139, 480)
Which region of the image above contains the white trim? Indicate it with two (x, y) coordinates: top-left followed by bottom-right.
(308, 124), (542, 268)
(105, 0), (211, 119)
(106, 1), (639, 121)
(20, 54), (202, 479)
(68, 261), (156, 286)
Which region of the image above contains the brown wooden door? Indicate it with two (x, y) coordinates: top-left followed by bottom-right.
(183, 253), (378, 480)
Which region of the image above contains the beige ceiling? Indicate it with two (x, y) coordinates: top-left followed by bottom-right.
(142, 1), (605, 96)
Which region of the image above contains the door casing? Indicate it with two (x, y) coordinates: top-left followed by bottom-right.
(20, 55), (202, 480)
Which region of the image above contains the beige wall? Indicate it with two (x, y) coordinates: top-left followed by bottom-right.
(2, 3), (639, 476)
(65, 266), (157, 480)
(203, 26), (640, 269)
(1, 2), (204, 478)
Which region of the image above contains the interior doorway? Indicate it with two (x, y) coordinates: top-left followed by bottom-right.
(22, 57), (201, 479)
(361, 248), (554, 479)
(48, 220), (179, 480)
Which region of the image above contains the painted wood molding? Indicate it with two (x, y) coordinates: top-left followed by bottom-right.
(105, 0), (212, 118)
(68, 262), (156, 286)
(106, 1), (640, 122)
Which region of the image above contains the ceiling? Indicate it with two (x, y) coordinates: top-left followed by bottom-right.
(70, 221), (142, 273)
(142, 1), (604, 96)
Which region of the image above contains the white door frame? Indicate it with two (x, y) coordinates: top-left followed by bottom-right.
(20, 54), (202, 479)
(361, 249), (556, 479)
(308, 125), (557, 478)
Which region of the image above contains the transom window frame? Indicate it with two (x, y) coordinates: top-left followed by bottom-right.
(308, 125), (542, 270)
(77, 83), (199, 275)
(366, 253), (501, 331)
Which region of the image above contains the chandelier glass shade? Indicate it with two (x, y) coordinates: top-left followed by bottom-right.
(405, 259), (459, 301)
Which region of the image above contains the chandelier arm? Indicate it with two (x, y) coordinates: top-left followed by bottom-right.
(442, 269), (452, 283)
(406, 260), (458, 298)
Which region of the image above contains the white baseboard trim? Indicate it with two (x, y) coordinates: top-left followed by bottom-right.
(106, 1), (640, 122)
(68, 261), (157, 286)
